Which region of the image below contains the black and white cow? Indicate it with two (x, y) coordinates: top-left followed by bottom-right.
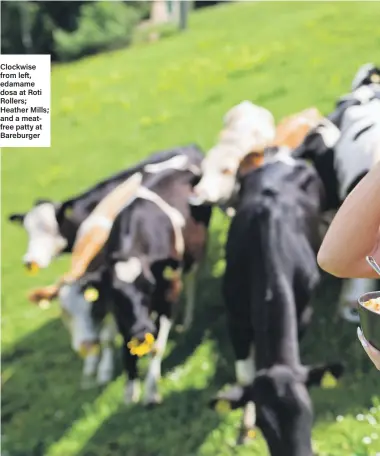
(78, 154), (213, 405)
(293, 63), (380, 323)
(8, 144), (205, 388)
(213, 152), (343, 454)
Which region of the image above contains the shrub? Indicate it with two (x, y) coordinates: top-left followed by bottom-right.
(53, 2), (141, 62)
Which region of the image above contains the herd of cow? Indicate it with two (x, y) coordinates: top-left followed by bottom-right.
(8, 63), (380, 455)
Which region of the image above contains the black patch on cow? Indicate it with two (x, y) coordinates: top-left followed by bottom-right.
(353, 123), (374, 141)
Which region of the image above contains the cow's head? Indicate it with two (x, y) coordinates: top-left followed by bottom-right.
(190, 101), (276, 207)
(59, 282), (105, 357)
(8, 199), (69, 271)
(351, 62), (380, 91)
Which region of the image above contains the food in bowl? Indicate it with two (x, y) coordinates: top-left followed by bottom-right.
(362, 297), (380, 314)
(358, 291), (380, 351)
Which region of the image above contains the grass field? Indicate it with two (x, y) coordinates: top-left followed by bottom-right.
(2, 2), (380, 455)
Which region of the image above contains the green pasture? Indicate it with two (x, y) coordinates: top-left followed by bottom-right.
(2, 1), (380, 455)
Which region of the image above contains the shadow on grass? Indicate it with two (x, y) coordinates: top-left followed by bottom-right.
(76, 387), (222, 456)
(1, 318), (121, 456)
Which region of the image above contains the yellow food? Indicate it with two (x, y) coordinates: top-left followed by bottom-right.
(363, 297), (380, 314)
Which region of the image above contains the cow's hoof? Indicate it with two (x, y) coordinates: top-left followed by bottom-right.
(96, 369), (113, 386)
(209, 384), (246, 411)
(81, 375), (97, 390)
(236, 429), (257, 446)
(124, 380), (141, 404)
(143, 392), (162, 408)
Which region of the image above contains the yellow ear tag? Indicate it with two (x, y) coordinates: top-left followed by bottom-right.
(84, 287), (99, 302)
(321, 371), (338, 389)
(215, 399), (231, 414)
(163, 266), (176, 280)
(247, 430), (257, 439)
(128, 334), (155, 356)
(79, 346), (87, 359)
(27, 262), (39, 276)
(145, 333), (155, 345)
(89, 344), (101, 356)
(370, 74), (380, 83)
(127, 338), (138, 350)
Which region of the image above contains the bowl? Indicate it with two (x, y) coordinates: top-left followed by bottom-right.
(357, 291), (380, 351)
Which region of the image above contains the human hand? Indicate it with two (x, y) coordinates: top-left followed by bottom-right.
(357, 327), (380, 370)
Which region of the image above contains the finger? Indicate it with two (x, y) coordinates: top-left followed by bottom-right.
(357, 327), (380, 370)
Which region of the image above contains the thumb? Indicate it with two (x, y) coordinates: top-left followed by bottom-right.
(357, 327), (380, 370)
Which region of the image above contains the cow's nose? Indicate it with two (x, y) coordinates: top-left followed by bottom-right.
(24, 261), (40, 274)
(78, 341), (100, 359)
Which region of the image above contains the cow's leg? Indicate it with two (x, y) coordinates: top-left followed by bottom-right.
(96, 315), (117, 385)
(112, 294), (141, 403)
(143, 314), (172, 406)
(235, 344), (257, 445)
(182, 264), (198, 331)
(253, 366), (314, 456)
(122, 344), (141, 404)
(210, 270), (255, 416)
(81, 352), (101, 390)
(339, 278), (377, 323)
(143, 270), (181, 406)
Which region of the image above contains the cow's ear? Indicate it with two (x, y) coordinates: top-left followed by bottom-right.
(8, 213), (25, 224)
(56, 201), (73, 223)
(34, 198), (52, 206)
(292, 131), (319, 161)
(237, 152), (264, 178)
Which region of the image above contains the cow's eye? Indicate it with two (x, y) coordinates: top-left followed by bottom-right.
(221, 168), (234, 176)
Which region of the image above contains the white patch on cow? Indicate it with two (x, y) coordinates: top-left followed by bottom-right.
(136, 187), (186, 256)
(270, 147), (296, 167)
(144, 315), (172, 405)
(144, 155), (201, 175)
(23, 203), (67, 268)
(242, 401), (256, 430)
(315, 119), (341, 148)
(97, 315), (117, 385)
(334, 98), (380, 199)
(125, 379), (141, 404)
(222, 101), (276, 152)
(115, 258), (142, 283)
(235, 344), (255, 386)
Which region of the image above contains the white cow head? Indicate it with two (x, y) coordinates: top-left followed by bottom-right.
(191, 101), (276, 207)
(8, 200), (68, 271)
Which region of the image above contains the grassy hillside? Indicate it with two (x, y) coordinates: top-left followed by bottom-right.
(2, 2), (380, 455)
